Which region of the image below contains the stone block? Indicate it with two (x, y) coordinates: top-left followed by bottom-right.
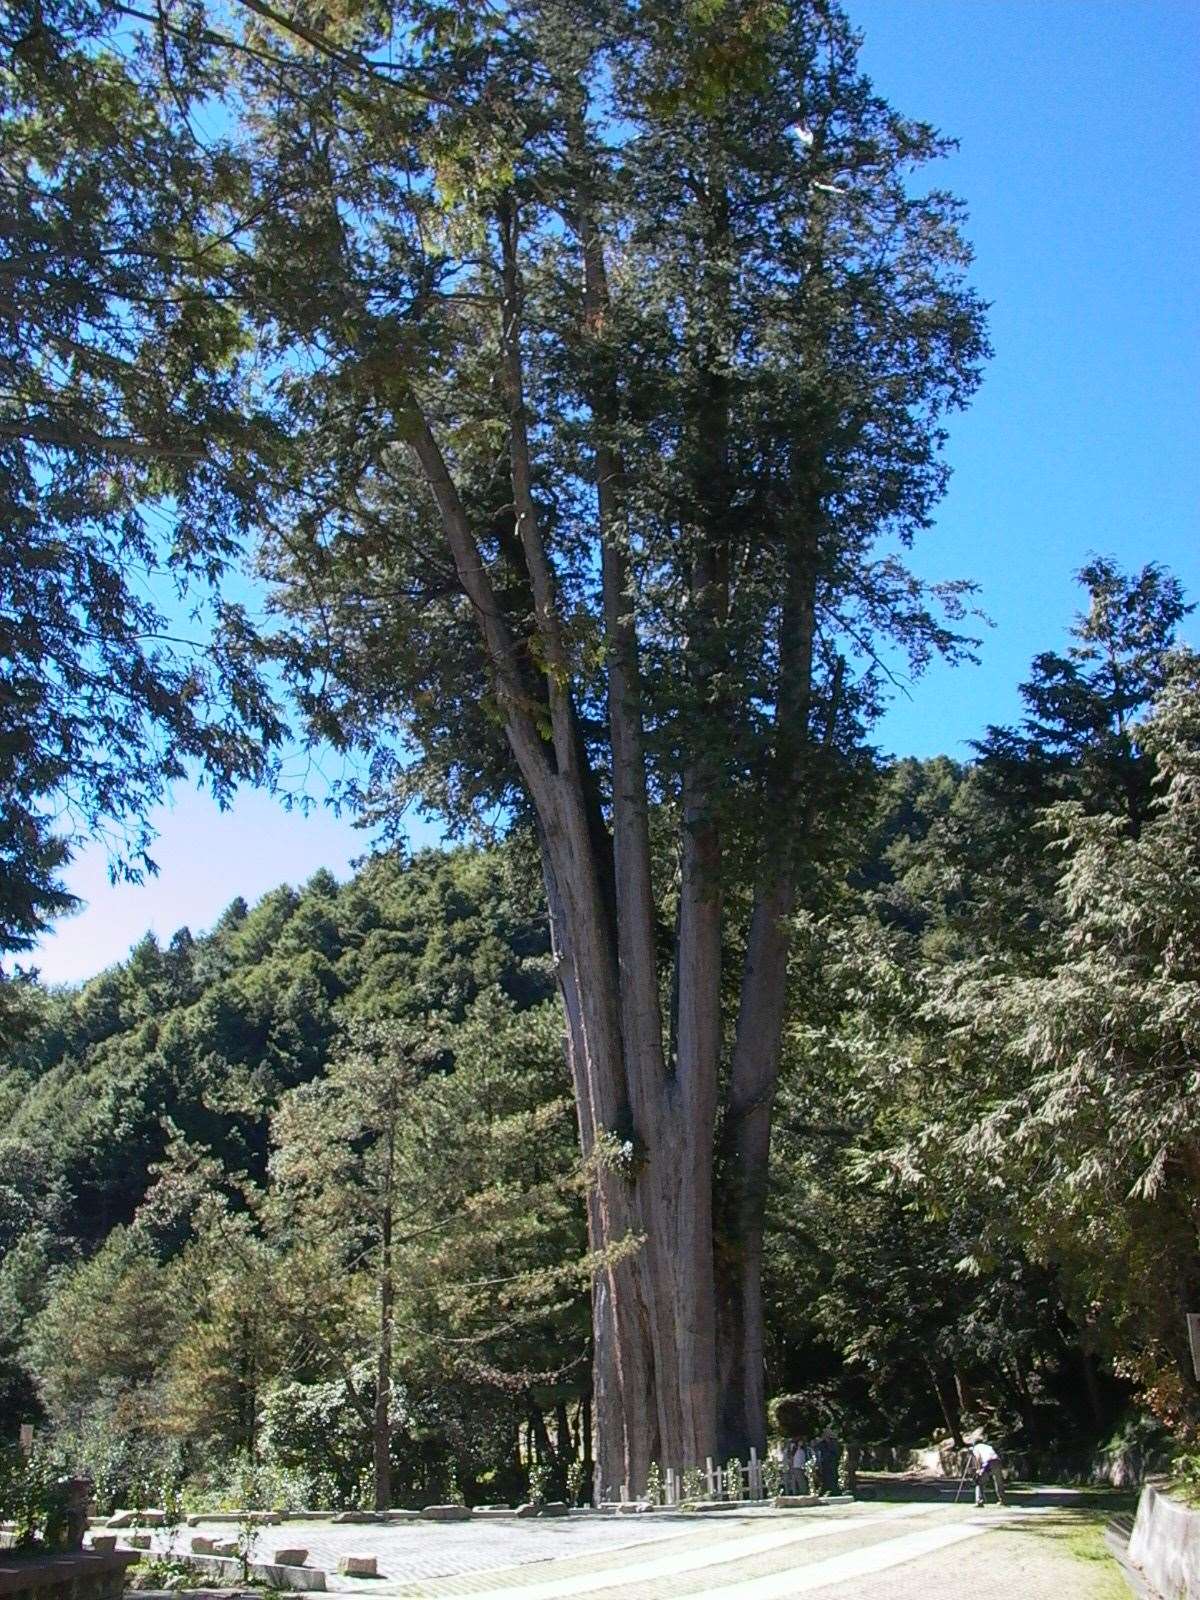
(471, 1506), (513, 1517)
(382, 1510), (420, 1522)
(87, 1536), (117, 1554)
(190, 1537), (217, 1554)
(332, 1511), (382, 1524)
(253, 1560), (325, 1591)
(515, 1503), (539, 1518)
(272, 1548), (308, 1566)
(337, 1554), (377, 1577)
(108, 1509), (163, 1528)
(110, 1508), (164, 1528)
(211, 1540), (240, 1557)
(772, 1494), (820, 1508)
(692, 1501), (740, 1512)
(418, 1505), (470, 1522)
(125, 1533), (152, 1550)
(539, 1502), (569, 1517)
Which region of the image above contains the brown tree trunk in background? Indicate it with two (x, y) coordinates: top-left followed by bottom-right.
(926, 1358), (965, 1447)
(1080, 1347), (1104, 1430)
(555, 1401), (573, 1463)
(954, 1368), (972, 1417)
(530, 1405), (555, 1466)
(581, 1396), (593, 1501)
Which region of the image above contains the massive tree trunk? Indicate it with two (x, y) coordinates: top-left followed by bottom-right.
(714, 528), (832, 1458)
(405, 181), (806, 1496)
(373, 1115), (395, 1510)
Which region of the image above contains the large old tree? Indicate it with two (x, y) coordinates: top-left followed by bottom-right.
(13, 0), (987, 1491)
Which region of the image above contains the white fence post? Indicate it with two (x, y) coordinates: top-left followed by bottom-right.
(749, 1447), (761, 1500)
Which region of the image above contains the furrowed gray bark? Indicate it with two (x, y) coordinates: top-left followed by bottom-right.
(716, 528), (823, 1458)
(373, 1113), (395, 1509)
(580, 174), (719, 1479)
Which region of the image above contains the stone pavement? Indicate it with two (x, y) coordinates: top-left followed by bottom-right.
(164, 1498), (1125, 1600)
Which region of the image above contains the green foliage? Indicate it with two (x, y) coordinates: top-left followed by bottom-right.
(0, 0), (286, 998)
(760, 1453), (783, 1498)
(1171, 1451), (1200, 1508)
(44, 1415), (180, 1517)
(0, 844), (567, 1502)
(0, 1446), (69, 1551)
(126, 1556), (207, 1592)
(257, 1384), (370, 1508)
(769, 560), (1200, 1449)
(527, 1460), (552, 1506)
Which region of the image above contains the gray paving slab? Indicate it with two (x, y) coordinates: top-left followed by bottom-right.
(148, 1497), (1126, 1600)
(153, 1511), (714, 1588)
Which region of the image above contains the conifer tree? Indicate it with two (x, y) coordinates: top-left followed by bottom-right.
(17, 0), (987, 1485)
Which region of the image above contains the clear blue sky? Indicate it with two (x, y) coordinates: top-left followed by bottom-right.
(31, 0), (1200, 986)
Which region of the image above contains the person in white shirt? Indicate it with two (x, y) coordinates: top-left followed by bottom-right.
(970, 1438), (1006, 1506)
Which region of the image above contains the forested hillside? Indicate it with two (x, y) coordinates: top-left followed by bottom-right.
(0, 848), (586, 1507)
(2, 562), (1197, 1510)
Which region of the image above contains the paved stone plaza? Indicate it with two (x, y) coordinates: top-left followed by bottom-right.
(162, 1497), (1127, 1600)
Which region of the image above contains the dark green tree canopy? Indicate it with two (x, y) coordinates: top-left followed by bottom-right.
(1, 0), (286, 973)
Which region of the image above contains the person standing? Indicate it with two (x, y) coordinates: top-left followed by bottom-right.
(816, 1428), (841, 1494)
(970, 1438), (1006, 1506)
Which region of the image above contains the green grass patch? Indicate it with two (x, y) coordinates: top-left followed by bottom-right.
(1007, 1502), (1136, 1600)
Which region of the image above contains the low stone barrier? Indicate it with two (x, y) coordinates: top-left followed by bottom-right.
(1128, 1479), (1200, 1599)
(183, 1514), (282, 1528)
(0, 1549), (138, 1600)
(175, 1553), (326, 1592)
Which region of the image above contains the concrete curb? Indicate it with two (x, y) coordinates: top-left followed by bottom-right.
(1127, 1478), (1200, 1599)
(171, 1553), (326, 1590)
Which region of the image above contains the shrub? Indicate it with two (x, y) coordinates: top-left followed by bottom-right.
(1172, 1450), (1200, 1508)
(0, 1446), (70, 1551)
(527, 1460), (551, 1506)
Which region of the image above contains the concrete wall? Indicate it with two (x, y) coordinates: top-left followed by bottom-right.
(1128, 1479), (1200, 1599)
